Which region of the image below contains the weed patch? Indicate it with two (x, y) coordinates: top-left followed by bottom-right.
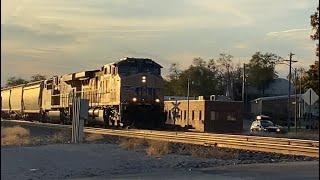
(146, 140), (170, 156)
(1, 126), (31, 146)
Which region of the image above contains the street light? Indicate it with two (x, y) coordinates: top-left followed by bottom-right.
(242, 63), (246, 112)
(186, 78), (194, 128)
(187, 78), (190, 128)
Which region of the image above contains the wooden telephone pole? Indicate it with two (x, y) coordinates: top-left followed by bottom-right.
(283, 52), (298, 131)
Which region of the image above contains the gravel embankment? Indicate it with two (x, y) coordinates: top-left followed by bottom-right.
(1, 121), (319, 179)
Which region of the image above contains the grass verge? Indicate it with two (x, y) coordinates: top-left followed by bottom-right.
(1, 126), (71, 146)
(146, 140), (170, 156)
(119, 138), (147, 150)
(1, 126), (31, 146)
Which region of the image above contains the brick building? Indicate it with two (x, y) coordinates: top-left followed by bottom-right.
(164, 99), (243, 133)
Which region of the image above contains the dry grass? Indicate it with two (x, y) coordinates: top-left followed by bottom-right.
(1, 126), (71, 146)
(117, 137), (238, 159)
(119, 138), (147, 150)
(1, 126), (31, 146)
(85, 133), (104, 142)
(50, 131), (70, 143)
(146, 140), (170, 156)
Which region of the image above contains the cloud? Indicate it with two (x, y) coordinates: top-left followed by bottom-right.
(234, 43), (248, 49)
(193, 0), (255, 25)
(165, 52), (206, 69)
(266, 28), (310, 37)
(2, 0), (258, 38)
(1, 0), (318, 86)
(1, 23), (76, 46)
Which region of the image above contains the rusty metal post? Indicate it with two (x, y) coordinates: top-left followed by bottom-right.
(72, 97), (88, 143)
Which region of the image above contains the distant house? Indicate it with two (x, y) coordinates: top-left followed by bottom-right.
(247, 78), (294, 97)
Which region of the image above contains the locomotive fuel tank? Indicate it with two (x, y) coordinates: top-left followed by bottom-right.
(47, 111), (61, 121)
(88, 108), (104, 122)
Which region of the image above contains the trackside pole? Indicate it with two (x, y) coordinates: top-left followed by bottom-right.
(72, 97), (89, 143)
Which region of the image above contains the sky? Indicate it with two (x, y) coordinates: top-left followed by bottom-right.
(1, 0), (318, 86)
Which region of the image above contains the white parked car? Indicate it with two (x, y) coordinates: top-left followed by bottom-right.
(250, 115), (286, 134)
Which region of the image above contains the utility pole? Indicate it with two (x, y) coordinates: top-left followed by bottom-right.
(187, 78), (190, 128)
(294, 68), (297, 134)
(283, 52), (297, 132)
(298, 69), (303, 126)
(242, 63), (246, 112)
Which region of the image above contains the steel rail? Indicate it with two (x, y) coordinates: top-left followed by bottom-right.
(2, 120), (319, 157)
(85, 128), (319, 157)
(87, 127), (319, 148)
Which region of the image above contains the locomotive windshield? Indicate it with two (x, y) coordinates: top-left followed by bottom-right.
(118, 58), (161, 76)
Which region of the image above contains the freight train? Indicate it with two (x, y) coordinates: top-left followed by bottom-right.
(1, 57), (165, 129)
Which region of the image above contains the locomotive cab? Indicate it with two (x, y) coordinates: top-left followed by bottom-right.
(116, 58), (165, 128)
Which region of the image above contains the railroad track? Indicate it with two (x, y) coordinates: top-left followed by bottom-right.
(2, 119), (319, 157)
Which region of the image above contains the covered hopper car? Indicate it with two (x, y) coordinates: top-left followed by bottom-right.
(1, 57), (165, 129)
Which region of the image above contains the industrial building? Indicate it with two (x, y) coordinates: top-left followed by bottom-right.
(250, 95), (319, 128)
(164, 96), (243, 133)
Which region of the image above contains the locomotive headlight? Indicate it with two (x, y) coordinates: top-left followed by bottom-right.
(142, 76), (146, 83)
(155, 98), (160, 103)
(132, 97), (137, 102)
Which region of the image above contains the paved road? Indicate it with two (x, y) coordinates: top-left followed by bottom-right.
(76, 161), (319, 180)
(2, 143), (318, 180)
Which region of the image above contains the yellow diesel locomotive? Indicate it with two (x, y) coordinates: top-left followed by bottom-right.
(1, 57), (165, 129)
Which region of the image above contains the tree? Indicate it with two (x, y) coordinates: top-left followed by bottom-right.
(292, 67), (306, 94)
(30, 74), (46, 82)
(168, 63), (181, 81)
(165, 63), (182, 96)
(246, 52), (281, 94)
(6, 77), (28, 86)
(207, 58), (217, 73)
(164, 58), (220, 97)
(216, 54), (235, 98)
(192, 57), (206, 67)
(230, 63), (244, 100)
(301, 61), (319, 95)
(310, 5), (319, 56)
(164, 56), (242, 98)
(178, 62), (218, 97)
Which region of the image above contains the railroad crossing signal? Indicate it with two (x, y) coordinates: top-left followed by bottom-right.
(171, 101), (180, 118)
(302, 88), (319, 105)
